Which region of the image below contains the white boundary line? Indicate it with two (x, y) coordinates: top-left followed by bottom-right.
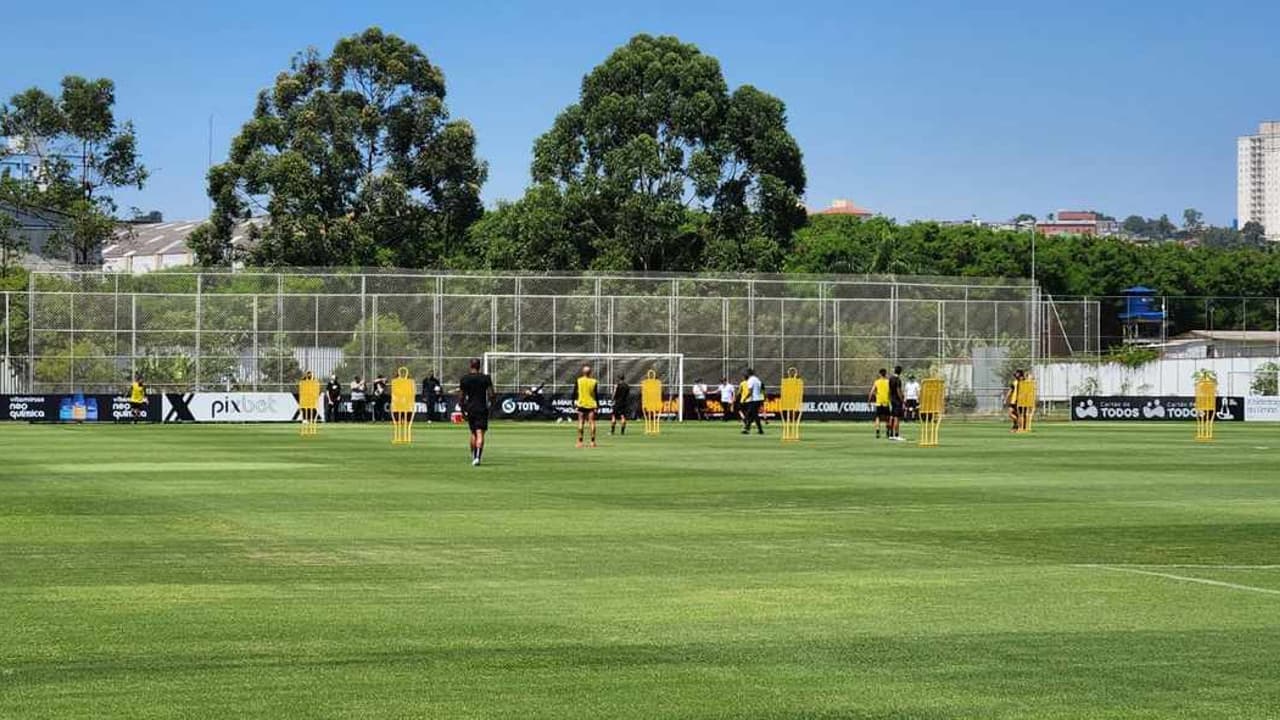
(1076, 564), (1280, 596)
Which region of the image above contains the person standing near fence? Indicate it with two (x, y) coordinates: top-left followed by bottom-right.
(741, 369), (764, 435)
(610, 376), (631, 436)
(904, 375), (921, 422)
(350, 376), (367, 422)
(717, 378), (736, 421)
(573, 364), (600, 448)
(127, 375), (148, 424)
(324, 374), (343, 423)
(371, 373), (388, 422)
(888, 366), (906, 442)
(1005, 370), (1024, 433)
(870, 369), (891, 439)
(691, 378), (708, 420)
(423, 372), (442, 422)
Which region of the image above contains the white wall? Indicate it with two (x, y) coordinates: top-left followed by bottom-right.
(1035, 356), (1280, 399)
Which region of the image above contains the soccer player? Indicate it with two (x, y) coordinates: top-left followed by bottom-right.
(904, 374), (921, 422)
(888, 365), (906, 441)
(324, 374), (343, 422)
(128, 375), (147, 424)
(1006, 369), (1025, 432)
(741, 368), (765, 435)
(869, 368), (891, 439)
(458, 359), (495, 466)
(691, 378), (708, 420)
(610, 376), (631, 435)
(573, 364), (600, 448)
(717, 377), (736, 422)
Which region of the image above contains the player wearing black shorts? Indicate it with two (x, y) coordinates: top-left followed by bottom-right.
(458, 358), (495, 466)
(1006, 369), (1024, 432)
(610, 377), (631, 436)
(888, 365), (905, 441)
(572, 364), (600, 448)
(869, 368), (891, 439)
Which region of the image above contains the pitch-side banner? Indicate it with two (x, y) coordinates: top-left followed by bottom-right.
(164, 392), (306, 422)
(487, 394), (877, 421)
(1245, 396), (1280, 422)
(1, 394), (161, 422)
(1070, 396), (1245, 422)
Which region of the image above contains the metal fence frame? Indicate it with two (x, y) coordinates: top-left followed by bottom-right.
(4, 269), (1046, 405)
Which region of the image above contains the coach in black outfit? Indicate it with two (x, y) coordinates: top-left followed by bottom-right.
(324, 374), (343, 423)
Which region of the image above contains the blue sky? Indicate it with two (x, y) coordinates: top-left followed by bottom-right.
(2, 0), (1276, 225)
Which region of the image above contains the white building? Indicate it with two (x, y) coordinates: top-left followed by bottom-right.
(1237, 121), (1280, 242)
(102, 218), (261, 273)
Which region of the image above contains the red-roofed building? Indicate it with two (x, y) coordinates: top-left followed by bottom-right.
(1035, 211), (1120, 237)
(811, 199), (873, 217)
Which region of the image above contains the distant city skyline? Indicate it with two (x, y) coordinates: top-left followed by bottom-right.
(2, 0), (1277, 225)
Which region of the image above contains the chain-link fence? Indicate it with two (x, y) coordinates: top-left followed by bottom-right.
(5, 272), (1278, 407)
(4, 270), (1042, 407)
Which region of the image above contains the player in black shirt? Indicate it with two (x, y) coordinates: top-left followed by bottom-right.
(458, 358), (495, 466)
(888, 365), (905, 441)
(610, 378), (631, 436)
(324, 374), (343, 423)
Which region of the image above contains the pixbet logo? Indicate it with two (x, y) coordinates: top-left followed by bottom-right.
(210, 395), (279, 418)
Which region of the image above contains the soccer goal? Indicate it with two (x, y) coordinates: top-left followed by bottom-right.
(482, 352), (685, 420)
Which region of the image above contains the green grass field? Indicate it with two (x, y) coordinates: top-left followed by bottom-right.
(2, 419), (1278, 719)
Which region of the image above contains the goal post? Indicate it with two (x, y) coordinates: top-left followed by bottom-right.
(482, 352), (686, 421)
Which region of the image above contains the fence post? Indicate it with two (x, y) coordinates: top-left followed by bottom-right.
(69, 292), (75, 392)
(434, 276), (443, 377)
(594, 277), (602, 356)
(252, 295), (259, 391)
(26, 275), (33, 390)
(278, 274), (285, 390)
(130, 294), (137, 381)
(3, 292), (8, 391)
(194, 273), (202, 391)
(371, 294), (379, 377)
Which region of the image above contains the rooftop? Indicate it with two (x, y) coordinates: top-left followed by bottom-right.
(103, 218), (264, 259)
(810, 199), (873, 217)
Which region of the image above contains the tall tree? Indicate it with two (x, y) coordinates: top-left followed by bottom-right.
(1241, 220), (1266, 246)
(1182, 208), (1204, 232)
(195, 27), (487, 267)
(0, 77), (147, 264)
(529, 34), (806, 272)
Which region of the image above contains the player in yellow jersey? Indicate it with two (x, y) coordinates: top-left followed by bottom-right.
(572, 364), (600, 448)
(868, 368), (891, 439)
(127, 375), (148, 424)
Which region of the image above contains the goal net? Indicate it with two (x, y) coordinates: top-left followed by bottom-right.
(482, 352), (685, 420)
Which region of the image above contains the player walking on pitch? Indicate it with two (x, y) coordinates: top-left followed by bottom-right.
(573, 364), (600, 447)
(741, 368), (765, 435)
(610, 376), (631, 436)
(458, 359), (495, 466)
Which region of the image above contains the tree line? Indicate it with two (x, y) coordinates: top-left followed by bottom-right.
(3, 27), (1275, 301)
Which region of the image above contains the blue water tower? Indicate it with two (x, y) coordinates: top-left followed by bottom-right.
(1119, 286), (1166, 344)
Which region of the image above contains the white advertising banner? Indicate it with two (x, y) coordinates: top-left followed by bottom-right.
(1245, 396), (1280, 422)
(163, 392), (309, 423)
